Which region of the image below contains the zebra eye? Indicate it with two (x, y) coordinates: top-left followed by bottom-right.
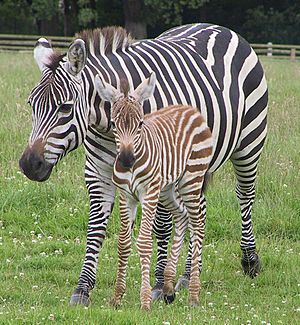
(59, 103), (73, 114)
(139, 120), (144, 128)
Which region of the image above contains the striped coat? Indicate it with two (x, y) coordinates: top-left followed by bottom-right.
(95, 73), (213, 309)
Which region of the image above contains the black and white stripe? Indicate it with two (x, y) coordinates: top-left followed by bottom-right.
(20, 23), (268, 305)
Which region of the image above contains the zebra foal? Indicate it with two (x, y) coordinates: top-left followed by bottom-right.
(95, 72), (213, 310)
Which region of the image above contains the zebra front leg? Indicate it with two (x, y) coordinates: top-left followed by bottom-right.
(70, 168), (116, 306)
(111, 192), (138, 307)
(152, 203), (173, 301)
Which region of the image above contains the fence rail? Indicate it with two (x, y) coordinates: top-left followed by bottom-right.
(0, 34), (73, 52)
(0, 34), (300, 60)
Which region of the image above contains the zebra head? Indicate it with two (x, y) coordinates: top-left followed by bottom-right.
(95, 72), (156, 169)
(19, 38), (88, 181)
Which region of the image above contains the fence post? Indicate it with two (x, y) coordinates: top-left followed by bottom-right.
(290, 48), (296, 61)
(267, 42), (273, 57)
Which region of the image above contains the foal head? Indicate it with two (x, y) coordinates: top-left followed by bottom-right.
(95, 72), (156, 169)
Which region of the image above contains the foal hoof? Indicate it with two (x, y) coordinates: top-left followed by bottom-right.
(175, 275), (189, 292)
(70, 288), (90, 306)
(151, 283), (163, 301)
(189, 299), (199, 307)
(163, 292), (176, 305)
(110, 296), (121, 308)
(241, 252), (261, 278)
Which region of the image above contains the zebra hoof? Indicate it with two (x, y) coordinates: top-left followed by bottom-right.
(175, 275), (189, 292)
(163, 292), (176, 304)
(151, 288), (163, 301)
(241, 252), (261, 278)
(151, 283), (163, 301)
(69, 288), (90, 307)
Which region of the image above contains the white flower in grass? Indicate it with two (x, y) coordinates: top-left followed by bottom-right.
(32, 285), (38, 289)
(48, 314), (55, 321)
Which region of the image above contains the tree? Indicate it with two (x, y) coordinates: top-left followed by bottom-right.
(59, 0), (79, 36)
(144, 0), (209, 27)
(123, 0), (146, 39)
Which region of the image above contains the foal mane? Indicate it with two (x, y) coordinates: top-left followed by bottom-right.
(76, 26), (134, 56)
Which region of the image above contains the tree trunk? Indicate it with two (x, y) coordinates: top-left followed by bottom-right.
(123, 0), (147, 39)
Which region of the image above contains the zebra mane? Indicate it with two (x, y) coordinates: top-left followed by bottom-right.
(46, 52), (66, 72)
(76, 26), (134, 56)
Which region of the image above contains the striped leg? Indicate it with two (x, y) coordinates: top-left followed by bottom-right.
(137, 189), (160, 311)
(159, 188), (188, 304)
(185, 201), (204, 307)
(111, 192), (138, 307)
(178, 173), (205, 307)
(231, 156), (261, 278)
(230, 114), (267, 277)
(70, 164), (115, 306)
(152, 203), (173, 300)
(175, 193), (206, 291)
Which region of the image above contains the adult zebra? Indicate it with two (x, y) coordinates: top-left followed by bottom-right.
(19, 23), (268, 306)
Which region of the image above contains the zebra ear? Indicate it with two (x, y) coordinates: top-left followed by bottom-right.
(34, 38), (54, 72)
(94, 75), (122, 103)
(132, 72), (156, 103)
(66, 39), (87, 76)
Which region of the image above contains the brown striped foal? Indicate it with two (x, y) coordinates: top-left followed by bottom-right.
(95, 72), (213, 310)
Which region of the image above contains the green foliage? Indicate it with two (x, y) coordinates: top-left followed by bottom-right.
(0, 53), (299, 323)
(77, 0), (98, 28)
(144, 0), (209, 26)
(244, 4), (300, 43)
(30, 0), (59, 21)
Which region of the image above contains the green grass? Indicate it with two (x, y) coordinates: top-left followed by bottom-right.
(0, 52), (299, 324)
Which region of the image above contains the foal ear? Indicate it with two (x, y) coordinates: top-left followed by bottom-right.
(94, 75), (122, 103)
(66, 39), (87, 76)
(132, 72), (156, 103)
(34, 38), (54, 72)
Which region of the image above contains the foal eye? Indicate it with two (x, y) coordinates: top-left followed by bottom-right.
(139, 121), (144, 128)
(59, 103), (73, 114)
(110, 120), (116, 129)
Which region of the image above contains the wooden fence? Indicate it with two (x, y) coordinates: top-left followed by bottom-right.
(1, 34), (300, 60)
(0, 34), (73, 52)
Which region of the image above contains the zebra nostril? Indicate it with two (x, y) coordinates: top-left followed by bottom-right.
(36, 160), (43, 169)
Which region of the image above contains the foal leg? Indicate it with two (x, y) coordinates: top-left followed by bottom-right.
(111, 192), (138, 307)
(175, 193), (206, 291)
(137, 187), (160, 310)
(159, 188), (188, 304)
(179, 179), (205, 306)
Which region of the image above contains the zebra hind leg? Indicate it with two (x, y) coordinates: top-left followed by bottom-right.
(231, 150), (264, 278)
(236, 182), (261, 278)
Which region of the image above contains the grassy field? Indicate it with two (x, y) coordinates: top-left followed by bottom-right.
(0, 52), (299, 325)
